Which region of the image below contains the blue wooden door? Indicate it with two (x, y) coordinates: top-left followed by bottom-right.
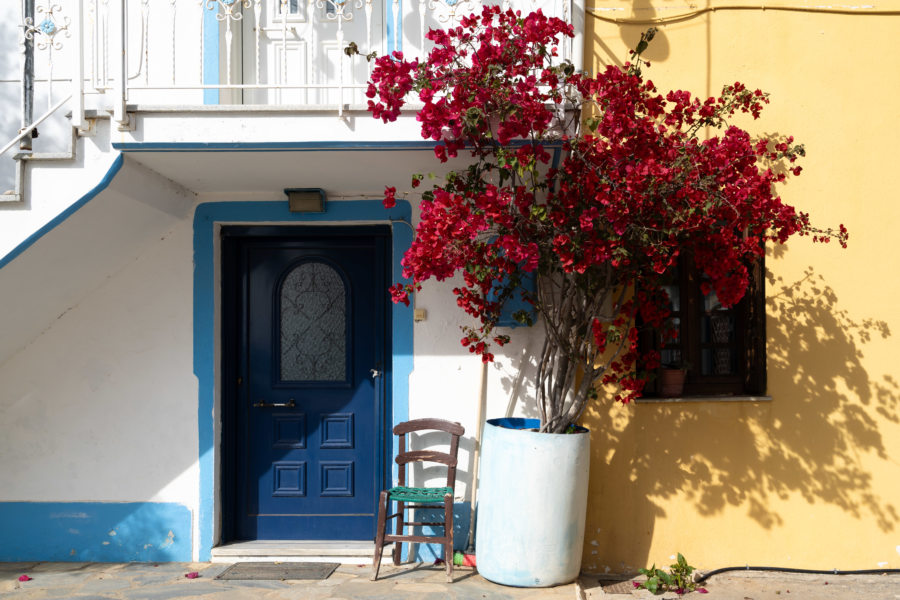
(227, 228), (389, 540)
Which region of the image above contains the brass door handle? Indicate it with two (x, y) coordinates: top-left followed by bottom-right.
(253, 399), (296, 408)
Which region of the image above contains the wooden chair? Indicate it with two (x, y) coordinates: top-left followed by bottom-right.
(371, 418), (465, 582)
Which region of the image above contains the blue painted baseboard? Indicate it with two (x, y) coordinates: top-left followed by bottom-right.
(0, 502), (192, 562)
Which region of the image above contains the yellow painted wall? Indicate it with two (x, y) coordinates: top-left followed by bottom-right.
(582, 1), (900, 573)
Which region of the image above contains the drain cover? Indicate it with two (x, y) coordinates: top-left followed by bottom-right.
(215, 562), (340, 580)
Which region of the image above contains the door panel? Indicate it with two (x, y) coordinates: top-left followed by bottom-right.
(224, 228), (389, 541)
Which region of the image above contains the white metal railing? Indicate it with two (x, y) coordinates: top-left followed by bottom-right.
(5, 0), (580, 143)
(0, 94), (72, 158)
(116, 0), (574, 118)
(0, 0), (82, 198)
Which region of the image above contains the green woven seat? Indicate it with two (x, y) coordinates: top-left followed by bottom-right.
(388, 486), (452, 503)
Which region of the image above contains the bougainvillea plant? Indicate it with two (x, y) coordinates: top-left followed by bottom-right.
(349, 9), (847, 433)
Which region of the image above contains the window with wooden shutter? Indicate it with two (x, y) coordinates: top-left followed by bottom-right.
(641, 255), (766, 398)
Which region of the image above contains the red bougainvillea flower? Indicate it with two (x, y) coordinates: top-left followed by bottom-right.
(18, 575), (32, 582)
(357, 9), (846, 431)
(383, 186), (397, 209)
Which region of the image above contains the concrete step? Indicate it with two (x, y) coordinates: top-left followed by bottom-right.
(211, 540), (390, 565)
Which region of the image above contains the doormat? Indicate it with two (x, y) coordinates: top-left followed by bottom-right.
(215, 562), (340, 581)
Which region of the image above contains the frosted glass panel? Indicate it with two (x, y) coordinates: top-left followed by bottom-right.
(280, 262), (346, 381)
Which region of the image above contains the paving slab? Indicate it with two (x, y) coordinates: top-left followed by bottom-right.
(0, 562), (576, 600)
(578, 570), (900, 600)
(10, 562), (896, 600)
(75, 576), (135, 594)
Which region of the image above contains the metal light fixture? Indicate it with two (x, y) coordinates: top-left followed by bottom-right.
(286, 188), (326, 213)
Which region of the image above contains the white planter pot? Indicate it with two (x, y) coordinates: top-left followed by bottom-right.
(475, 417), (590, 587)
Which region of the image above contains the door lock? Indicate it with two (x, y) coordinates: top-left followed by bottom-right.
(370, 369), (382, 378)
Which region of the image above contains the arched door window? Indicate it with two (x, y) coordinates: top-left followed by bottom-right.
(279, 261), (348, 382)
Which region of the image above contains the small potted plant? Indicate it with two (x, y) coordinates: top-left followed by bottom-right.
(659, 359), (689, 398)
(353, 11), (846, 587)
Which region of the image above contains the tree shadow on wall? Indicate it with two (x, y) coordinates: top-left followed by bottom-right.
(763, 266), (897, 525)
(588, 0), (671, 73)
(581, 265), (898, 573)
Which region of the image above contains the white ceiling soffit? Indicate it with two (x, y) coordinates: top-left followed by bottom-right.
(122, 148), (473, 197)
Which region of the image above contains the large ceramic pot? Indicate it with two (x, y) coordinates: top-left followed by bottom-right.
(475, 417), (590, 587)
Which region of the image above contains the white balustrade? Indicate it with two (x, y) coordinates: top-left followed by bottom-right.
(12, 0), (577, 134)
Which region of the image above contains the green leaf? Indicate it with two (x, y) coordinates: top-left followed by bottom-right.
(512, 310), (535, 326)
(530, 205), (547, 221)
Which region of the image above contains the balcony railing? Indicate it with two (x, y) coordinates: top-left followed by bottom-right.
(9, 0), (582, 131)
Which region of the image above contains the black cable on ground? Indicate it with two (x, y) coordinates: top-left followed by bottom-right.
(695, 566), (900, 584)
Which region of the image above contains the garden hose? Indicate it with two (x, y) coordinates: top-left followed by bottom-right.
(694, 565), (900, 584)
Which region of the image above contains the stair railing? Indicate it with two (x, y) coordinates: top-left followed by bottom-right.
(0, 94), (73, 159)
(1, 0), (86, 202)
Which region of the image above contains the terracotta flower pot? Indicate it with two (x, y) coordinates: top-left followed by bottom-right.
(659, 369), (686, 397)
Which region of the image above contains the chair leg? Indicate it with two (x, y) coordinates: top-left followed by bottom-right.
(444, 497), (454, 582)
(392, 500), (405, 565)
(371, 490), (389, 581)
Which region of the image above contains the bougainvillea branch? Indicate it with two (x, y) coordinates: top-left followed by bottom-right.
(350, 9), (847, 432)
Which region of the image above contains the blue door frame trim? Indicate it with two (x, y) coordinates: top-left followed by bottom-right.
(388, 1), (401, 55)
(202, 3), (219, 104)
(112, 140), (558, 153)
(193, 200), (413, 560)
(113, 141), (442, 152)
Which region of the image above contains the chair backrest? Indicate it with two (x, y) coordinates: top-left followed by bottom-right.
(393, 418), (465, 489)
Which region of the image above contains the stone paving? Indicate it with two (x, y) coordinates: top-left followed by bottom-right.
(0, 561), (576, 600)
(579, 571), (900, 600)
(3, 562), (900, 599)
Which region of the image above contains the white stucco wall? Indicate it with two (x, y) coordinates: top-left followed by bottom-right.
(408, 274), (545, 500)
(0, 216), (198, 504)
(0, 120), (121, 260)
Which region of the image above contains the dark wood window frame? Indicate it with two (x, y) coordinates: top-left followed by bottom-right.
(641, 255), (766, 398)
